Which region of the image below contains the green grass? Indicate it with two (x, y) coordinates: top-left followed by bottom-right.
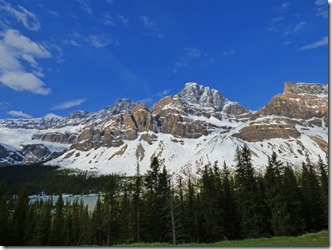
(117, 230), (329, 247)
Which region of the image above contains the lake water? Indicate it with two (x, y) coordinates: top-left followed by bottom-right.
(29, 194), (101, 212)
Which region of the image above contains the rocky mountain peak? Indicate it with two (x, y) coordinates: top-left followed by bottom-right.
(68, 110), (89, 119)
(284, 82), (328, 96)
(104, 98), (140, 115)
(178, 82), (226, 111)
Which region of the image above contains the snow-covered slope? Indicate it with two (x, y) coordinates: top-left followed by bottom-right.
(0, 82), (328, 176)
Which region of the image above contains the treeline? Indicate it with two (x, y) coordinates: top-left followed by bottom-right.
(0, 145), (328, 246)
(0, 164), (119, 195)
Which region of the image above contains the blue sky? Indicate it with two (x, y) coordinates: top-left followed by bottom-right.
(0, 0), (328, 118)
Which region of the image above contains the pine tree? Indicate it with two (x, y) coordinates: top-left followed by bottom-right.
(317, 156), (328, 229)
(185, 177), (199, 243)
(300, 160), (325, 232)
(0, 181), (9, 246)
(264, 152), (289, 236)
(234, 145), (265, 238)
(34, 200), (52, 245)
(11, 186), (29, 245)
(132, 163), (142, 242)
(50, 193), (65, 245)
(281, 164), (304, 235)
(91, 195), (104, 245)
(222, 162), (240, 240)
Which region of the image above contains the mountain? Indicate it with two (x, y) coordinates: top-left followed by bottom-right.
(0, 82), (328, 177)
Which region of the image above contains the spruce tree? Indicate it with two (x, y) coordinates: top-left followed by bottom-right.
(282, 164), (304, 235)
(11, 186), (29, 245)
(264, 152), (289, 236)
(50, 193), (65, 245)
(0, 181), (9, 246)
(234, 145), (264, 238)
(222, 162), (240, 240)
(317, 156), (328, 229)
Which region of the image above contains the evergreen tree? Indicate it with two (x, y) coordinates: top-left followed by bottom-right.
(132, 163), (142, 242)
(34, 200), (52, 245)
(317, 156), (328, 229)
(91, 195), (104, 245)
(185, 177), (199, 242)
(281, 164), (304, 235)
(234, 145), (265, 238)
(300, 160), (325, 232)
(222, 162), (240, 240)
(11, 186), (29, 245)
(264, 152), (289, 236)
(50, 193), (65, 245)
(0, 181), (9, 245)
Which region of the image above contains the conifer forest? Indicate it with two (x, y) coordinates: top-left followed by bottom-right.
(0, 145), (328, 246)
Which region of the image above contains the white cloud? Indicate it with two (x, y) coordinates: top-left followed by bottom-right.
(154, 89), (170, 97)
(184, 47), (203, 58)
(299, 36), (328, 50)
(102, 12), (116, 26)
(0, 29), (51, 95)
(138, 97), (153, 103)
(315, 0), (328, 18)
(173, 47), (214, 73)
(117, 14), (129, 25)
(285, 21), (306, 35)
(222, 50), (236, 56)
(0, 0), (40, 31)
(139, 15), (163, 39)
(7, 110), (32, 118)
(51, 99), (86, 110)
(140, 16), (155, 29)
(88, 34), (111, 48)
(0, 71), (50, 95)
(63, 39), (81, 47)
(76, 0), (92, 15)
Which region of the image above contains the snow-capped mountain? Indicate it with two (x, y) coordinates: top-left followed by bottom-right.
(0, 82), (328, 177)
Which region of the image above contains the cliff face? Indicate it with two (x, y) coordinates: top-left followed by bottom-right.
(233, 82), (328, 143)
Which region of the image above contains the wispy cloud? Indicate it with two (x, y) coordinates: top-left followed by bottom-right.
(0, 0), (40, 31)
(138, 97), (153, 103)
(88, 34), (112, 48)
(102, 12), (116, 26)
(51, 98), (86, 110)
(0, 29), (51, 95)
(64, 32), (116, 48)
(7, 110), (32, 118)
(284, 21), (306, 35)
(154, 89), (170, 97)
(138, 89), (171, 104)
(140, 16), (155, 29)
(139, 15), (163, 39)
(276, 2), (290, 14)
(63, 39), (81, 47)
(173, 47), (214, 74)
(76, 0), (92, 15)
(222, 50), (236, 57)
(299, 36), (328, 50)
(315, 0), (328, 18)
(106, 0), (114, 4)
(117, 14), (129, 25)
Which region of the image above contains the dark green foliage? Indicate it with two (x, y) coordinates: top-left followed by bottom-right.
(264, 152), (289, 236)
(234, 145), (266, 238)
(0, 151), (328, 246)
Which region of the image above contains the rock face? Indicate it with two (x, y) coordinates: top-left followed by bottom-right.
(0, 81), (328, 175)
(234, 82), (328, 142)
(257, 82), (328, 121)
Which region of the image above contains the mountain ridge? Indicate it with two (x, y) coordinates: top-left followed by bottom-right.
(0, 81), (328, 177)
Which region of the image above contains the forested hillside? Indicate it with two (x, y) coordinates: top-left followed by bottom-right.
(0, 145), (328, 246)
